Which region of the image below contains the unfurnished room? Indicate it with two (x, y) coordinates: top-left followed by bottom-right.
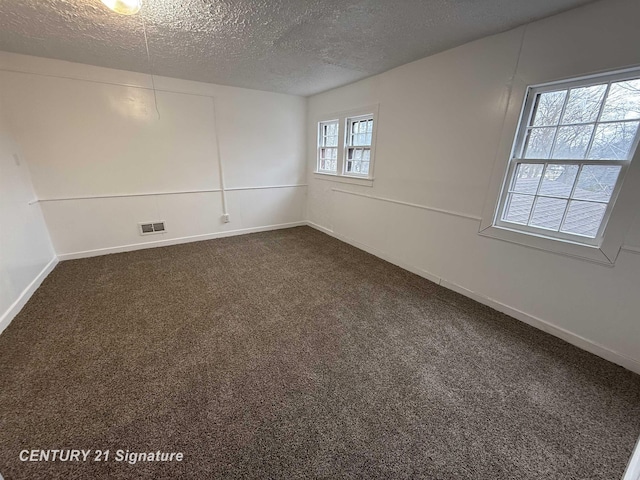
(0, 0), (639, 479)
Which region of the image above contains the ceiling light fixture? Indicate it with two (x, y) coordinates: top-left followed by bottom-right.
(100, 0), (141, 15)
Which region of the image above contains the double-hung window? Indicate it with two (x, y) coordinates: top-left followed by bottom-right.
(315, 106), (378, 183)
(318, 120), (339, 173)
(345, 115), (374, 176)
(495, 70), (640, 250)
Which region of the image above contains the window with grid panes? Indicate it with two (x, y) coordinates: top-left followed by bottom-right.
(497, 71), (640, 245)
(318, 120), (338, 173)
(345, 115), (373, 176)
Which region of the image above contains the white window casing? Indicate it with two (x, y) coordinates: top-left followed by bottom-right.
(480, 68), (640, 265)
(314, 104), (379, 186)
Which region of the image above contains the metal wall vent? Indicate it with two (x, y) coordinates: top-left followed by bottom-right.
(139, 221), (167, 236)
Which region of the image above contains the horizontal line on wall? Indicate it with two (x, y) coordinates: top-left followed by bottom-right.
(225, 184), (308, 191)
(331, 188), (482, 222)
(0, 67), (218, 99)
(31, 184), (308, 203)
(330, 188), (639, 261)
(34, 189), (222, 203)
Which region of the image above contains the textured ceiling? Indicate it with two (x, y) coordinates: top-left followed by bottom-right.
(0, 0), (597, 96)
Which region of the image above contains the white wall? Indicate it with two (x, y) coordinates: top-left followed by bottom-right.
(0, 91), (56, 332)
(306, 0), (640, 372)
(0, 52), (307, 258)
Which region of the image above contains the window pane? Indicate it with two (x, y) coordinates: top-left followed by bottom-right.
(572, 165), (621, 202)
(538, 164), (579, 198)
(529, 197), (568, 230)
(347, 117), (373, 148)
(325, 135), (338, 147)
(532, 90), (567, 127)
(320, 158), (336, 171)
(601, 79), (640, 121)
(503, 194), (534, 224)
(588, 121), (639, 160)
(512, 163), (543, 193)
(552, 124), (594, 159)
(346, 147), (370, 176)
(560, 201), (607, 237)
(319, 146), (337, 173)
(560, 84), (607, 124)
(523, 127), (555, 159)
(320, 121), (338, 147)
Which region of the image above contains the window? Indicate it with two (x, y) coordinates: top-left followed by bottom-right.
(495, 71), (640, 247)
(315, 105), (378, 183)
(318, 120), (338, 173)
(345, 115), (374, 176)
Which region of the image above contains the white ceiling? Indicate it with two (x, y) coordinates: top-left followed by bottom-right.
(0, 0), (596, 96)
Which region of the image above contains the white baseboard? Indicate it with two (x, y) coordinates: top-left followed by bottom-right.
(623, 436), (640, 480)
(57, 221), (307, 260)
(306, 221), (441, 284)
(0, 256), (58, 335)
(306, 221), (640, 375)
(440, 280), (640, 374)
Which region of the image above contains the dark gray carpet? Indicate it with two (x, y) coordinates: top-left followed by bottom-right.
(0, 226), (638, 479)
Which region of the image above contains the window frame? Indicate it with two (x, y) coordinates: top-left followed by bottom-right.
(314, 104), (379, 186)
(480, 67), (640, 265)
(344, 114), (374, 178)
(317, 119), (339, 174)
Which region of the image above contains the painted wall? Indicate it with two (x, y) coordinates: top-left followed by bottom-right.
(306, 0), (640, 372)
(0, 92), (56, 332)
(0, 52), (307, 258)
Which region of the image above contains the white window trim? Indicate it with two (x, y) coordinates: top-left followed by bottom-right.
(313, 104), (379, 187)
(480, 67), (640, 265)
(344, 114), (374, 178)
(317, 119), (339, 174)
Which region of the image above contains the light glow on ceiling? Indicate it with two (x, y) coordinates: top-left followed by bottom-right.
(100, 0), (141, 15)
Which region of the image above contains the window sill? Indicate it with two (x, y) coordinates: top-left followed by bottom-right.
(313, 172), (374, 187)
(478, 224), (617, 266)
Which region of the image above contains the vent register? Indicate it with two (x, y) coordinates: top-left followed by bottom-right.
(138, 221), (166, 235)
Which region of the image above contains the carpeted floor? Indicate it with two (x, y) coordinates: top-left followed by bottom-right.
(0, 226), (639, 479)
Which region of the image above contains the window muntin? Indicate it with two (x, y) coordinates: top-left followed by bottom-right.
(318, 120), (338, 173)
(345, 115), (373, 176)
(497, 73), (640, 244)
